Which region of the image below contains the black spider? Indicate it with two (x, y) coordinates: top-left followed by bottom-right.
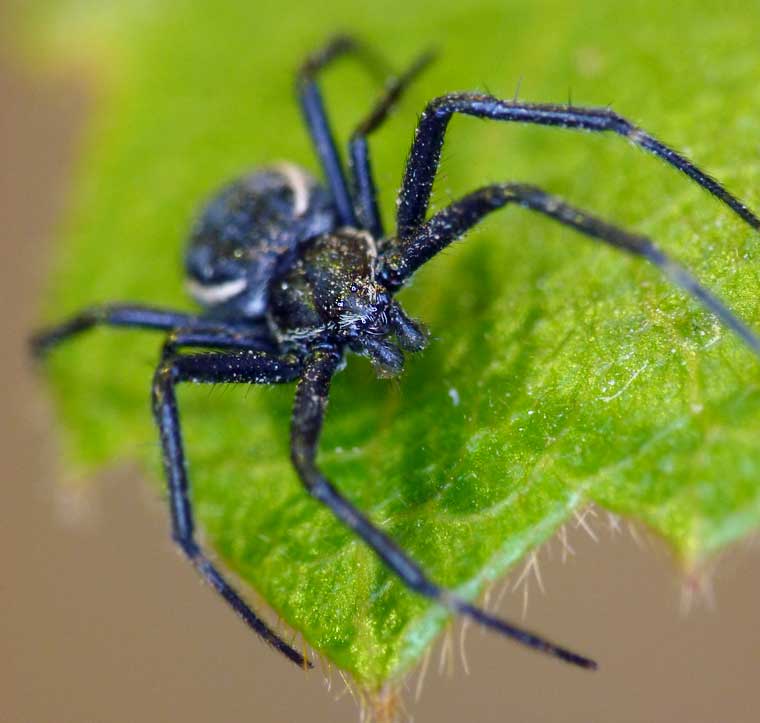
(32, 35), (760, 673)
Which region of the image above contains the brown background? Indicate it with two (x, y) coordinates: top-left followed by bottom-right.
(3, 42), (760, 723)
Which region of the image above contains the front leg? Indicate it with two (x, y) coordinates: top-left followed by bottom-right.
(380, 183), (760, 358)
(289, 348), (596, 669)
(151, 348), (306, 667)
(394, 93), (760, 239)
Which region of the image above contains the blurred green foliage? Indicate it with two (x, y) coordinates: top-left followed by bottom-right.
(20, 0), (760, 689)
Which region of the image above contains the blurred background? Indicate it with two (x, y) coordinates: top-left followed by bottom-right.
(3, 1), (760, 721)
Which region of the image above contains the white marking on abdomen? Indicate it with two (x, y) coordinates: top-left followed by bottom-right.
(273, 162), (311, 216)
(186, 277), (248, 305)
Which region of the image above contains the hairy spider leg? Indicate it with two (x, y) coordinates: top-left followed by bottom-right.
(29, 304), (275, 358)
(290, 349), (597, 670)
(297, 34), (431, 234)
(29, 304), (200, 357)
(381, 183), (760, 357)
(152, 349), (307, 667)
(297, 35), (386, 227)
(394, 93), (760, 239)
(349, 50), (436, 238)
(163, 326), (278, 354)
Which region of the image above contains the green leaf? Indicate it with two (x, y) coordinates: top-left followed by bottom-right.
(21, 0), (760, 689)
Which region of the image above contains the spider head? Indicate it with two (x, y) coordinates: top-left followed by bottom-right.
(330, 279), (424, 377)
(304, 229), (429, 376)
(348, 299), (429, 377)
(269, 227), (428, 376)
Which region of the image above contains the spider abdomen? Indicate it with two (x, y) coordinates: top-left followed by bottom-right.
(185, 164), (337, 318)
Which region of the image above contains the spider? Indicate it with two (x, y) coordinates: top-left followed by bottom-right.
(32, 34), (760, 673)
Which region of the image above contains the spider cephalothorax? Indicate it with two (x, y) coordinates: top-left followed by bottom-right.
(32, 34), (760, 673)
(267, 225), (427, 375)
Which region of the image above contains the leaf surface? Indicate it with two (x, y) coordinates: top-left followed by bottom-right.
(21, 0), (760, 687)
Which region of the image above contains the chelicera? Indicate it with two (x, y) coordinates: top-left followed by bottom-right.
(32, 35), (760, 672)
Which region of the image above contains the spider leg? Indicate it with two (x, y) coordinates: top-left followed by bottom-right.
(163, 326), (277, 354)
(151, 348), (307, 667)
(349, 50), (435, 237)
(381, 182), (760, 357)
(394, 93), (760, 239)
(30, 304), (277, 357)
(289, 348), (596, 670)
(298, 35), (391, 227)
(30, 304), (202, 357)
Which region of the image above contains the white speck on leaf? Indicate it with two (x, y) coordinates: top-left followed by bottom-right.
(599, 362), (650, 403)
